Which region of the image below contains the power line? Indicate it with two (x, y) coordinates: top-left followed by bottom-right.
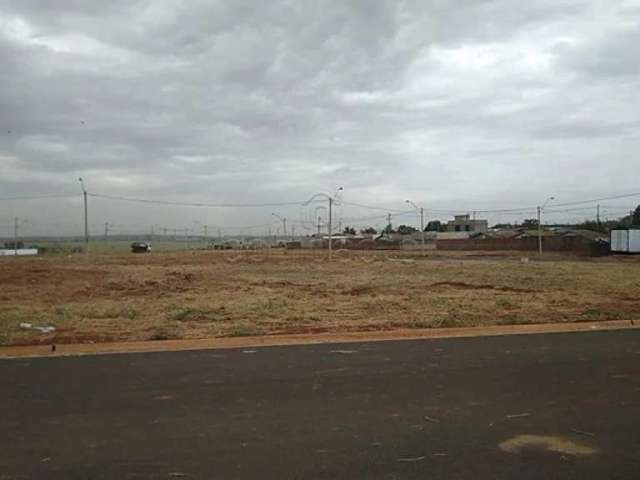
(87, 193), (307, 208)
(342, 200), (547, 215)
(0, 194), (80, 201)
(340, 201), (410, 214)
(339, 210), (415, 223)
(375, 193), (640, 215)
(6, 190), (637, 213)
(550, 192), (640, 208)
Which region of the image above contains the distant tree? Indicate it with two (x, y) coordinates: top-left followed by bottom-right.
(396, 225), (418, 235)
(492, 223), (513, 229)
(613, 215), (632, 230)
(360, 227), (377, 235)
(425, 220), (442, 232)
(613, 207), (640, 229)
(343, 226), (356, 235)
(521, 218), (539, 228)
(382, 224), (395, 234)
(575, 220), (607, 234)
(633, 205), (640, 226)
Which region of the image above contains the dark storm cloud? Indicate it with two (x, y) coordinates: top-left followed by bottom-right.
(1, 0), (639, 233)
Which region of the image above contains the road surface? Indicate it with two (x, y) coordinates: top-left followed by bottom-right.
(2, 330), (639, 479)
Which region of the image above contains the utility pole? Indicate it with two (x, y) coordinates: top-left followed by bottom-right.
(328, 196), (333, 262)
(406, 200), (425, 256)
(317, 216), (322, 237)
(537, 196), (555, 255)
(79, 177), (89, 253)
(420, 207), (424, 256)
(306, 188), (341, 261)
(387, 213), (392, 234)
(203, 224), (208, 239)
(13, 216), (18, 256)
(104, 222), (109, 239)
(537, 206), (542, 255)
(596, 204), (600, 225)
(163, 227), (167, 237)
(271, 213), (287, 240)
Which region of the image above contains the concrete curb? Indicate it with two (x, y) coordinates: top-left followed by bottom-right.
(1, 319), (638, 359)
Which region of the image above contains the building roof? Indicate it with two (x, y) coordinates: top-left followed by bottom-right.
(436, 232), (471, 240)
(488, 228), (525, 239)
(555, 229), (606, 240)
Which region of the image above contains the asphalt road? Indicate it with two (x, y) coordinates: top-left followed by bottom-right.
(1, 330), (639, 479)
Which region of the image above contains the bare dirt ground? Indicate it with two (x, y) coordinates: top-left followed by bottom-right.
(1, 249), (639, 346)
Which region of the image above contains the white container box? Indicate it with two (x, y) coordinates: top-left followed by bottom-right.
(629, 230), (640, 253)
(610, 230), (629, 252)
(611, 229), (640, 253)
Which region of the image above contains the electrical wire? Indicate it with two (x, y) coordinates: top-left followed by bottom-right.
(550, 192), (640, 208)
(340, 201), (411, 214)
(0, 194), (80, 201)
(88, 193), (307, 208)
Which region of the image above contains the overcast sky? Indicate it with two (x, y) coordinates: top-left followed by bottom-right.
(1, 1), (639, 235)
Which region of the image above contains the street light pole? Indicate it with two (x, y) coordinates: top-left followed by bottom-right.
(78, 177), (89, 253)
(537, 196), (555, 255)
(537, 206), (542, 255)
(271, 213), (287, 241)
(13, 216), (18, 256)
(328, 187), (343, 262)
(303, 188), (342, 262)
(420, 207), (424, 255)
(406, 200), (425, 256)
(328, 196), (333, 262)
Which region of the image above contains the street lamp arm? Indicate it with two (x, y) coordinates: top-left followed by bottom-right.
(303, 187), (344, 206)
(541, 196), (556, 211)
(405, 199), (420, 212)
(405, 199), (426, 256)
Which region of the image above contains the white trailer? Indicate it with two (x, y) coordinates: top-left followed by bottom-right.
(610, 230), (640, 253)
(0, 249), (38, 256)
(611, 230), (628, 252)
(631, 230), (640, 253)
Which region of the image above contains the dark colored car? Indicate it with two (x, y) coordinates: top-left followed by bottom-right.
(130, 242), (152, 253)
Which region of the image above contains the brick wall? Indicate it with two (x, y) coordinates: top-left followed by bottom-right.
(436, 236), (597, 253)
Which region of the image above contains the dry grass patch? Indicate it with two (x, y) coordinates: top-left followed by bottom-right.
(1, 250), (639, 345)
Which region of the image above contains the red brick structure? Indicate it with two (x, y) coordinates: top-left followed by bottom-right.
(436, 235), (602, 254)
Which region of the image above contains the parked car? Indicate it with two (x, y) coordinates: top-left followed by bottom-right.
(130, 242), (152, 253)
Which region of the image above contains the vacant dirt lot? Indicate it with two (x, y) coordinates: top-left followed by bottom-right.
(1, 250), (639, 346)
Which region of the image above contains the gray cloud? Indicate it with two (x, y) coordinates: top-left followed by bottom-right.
(1, 0), (639, 235)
